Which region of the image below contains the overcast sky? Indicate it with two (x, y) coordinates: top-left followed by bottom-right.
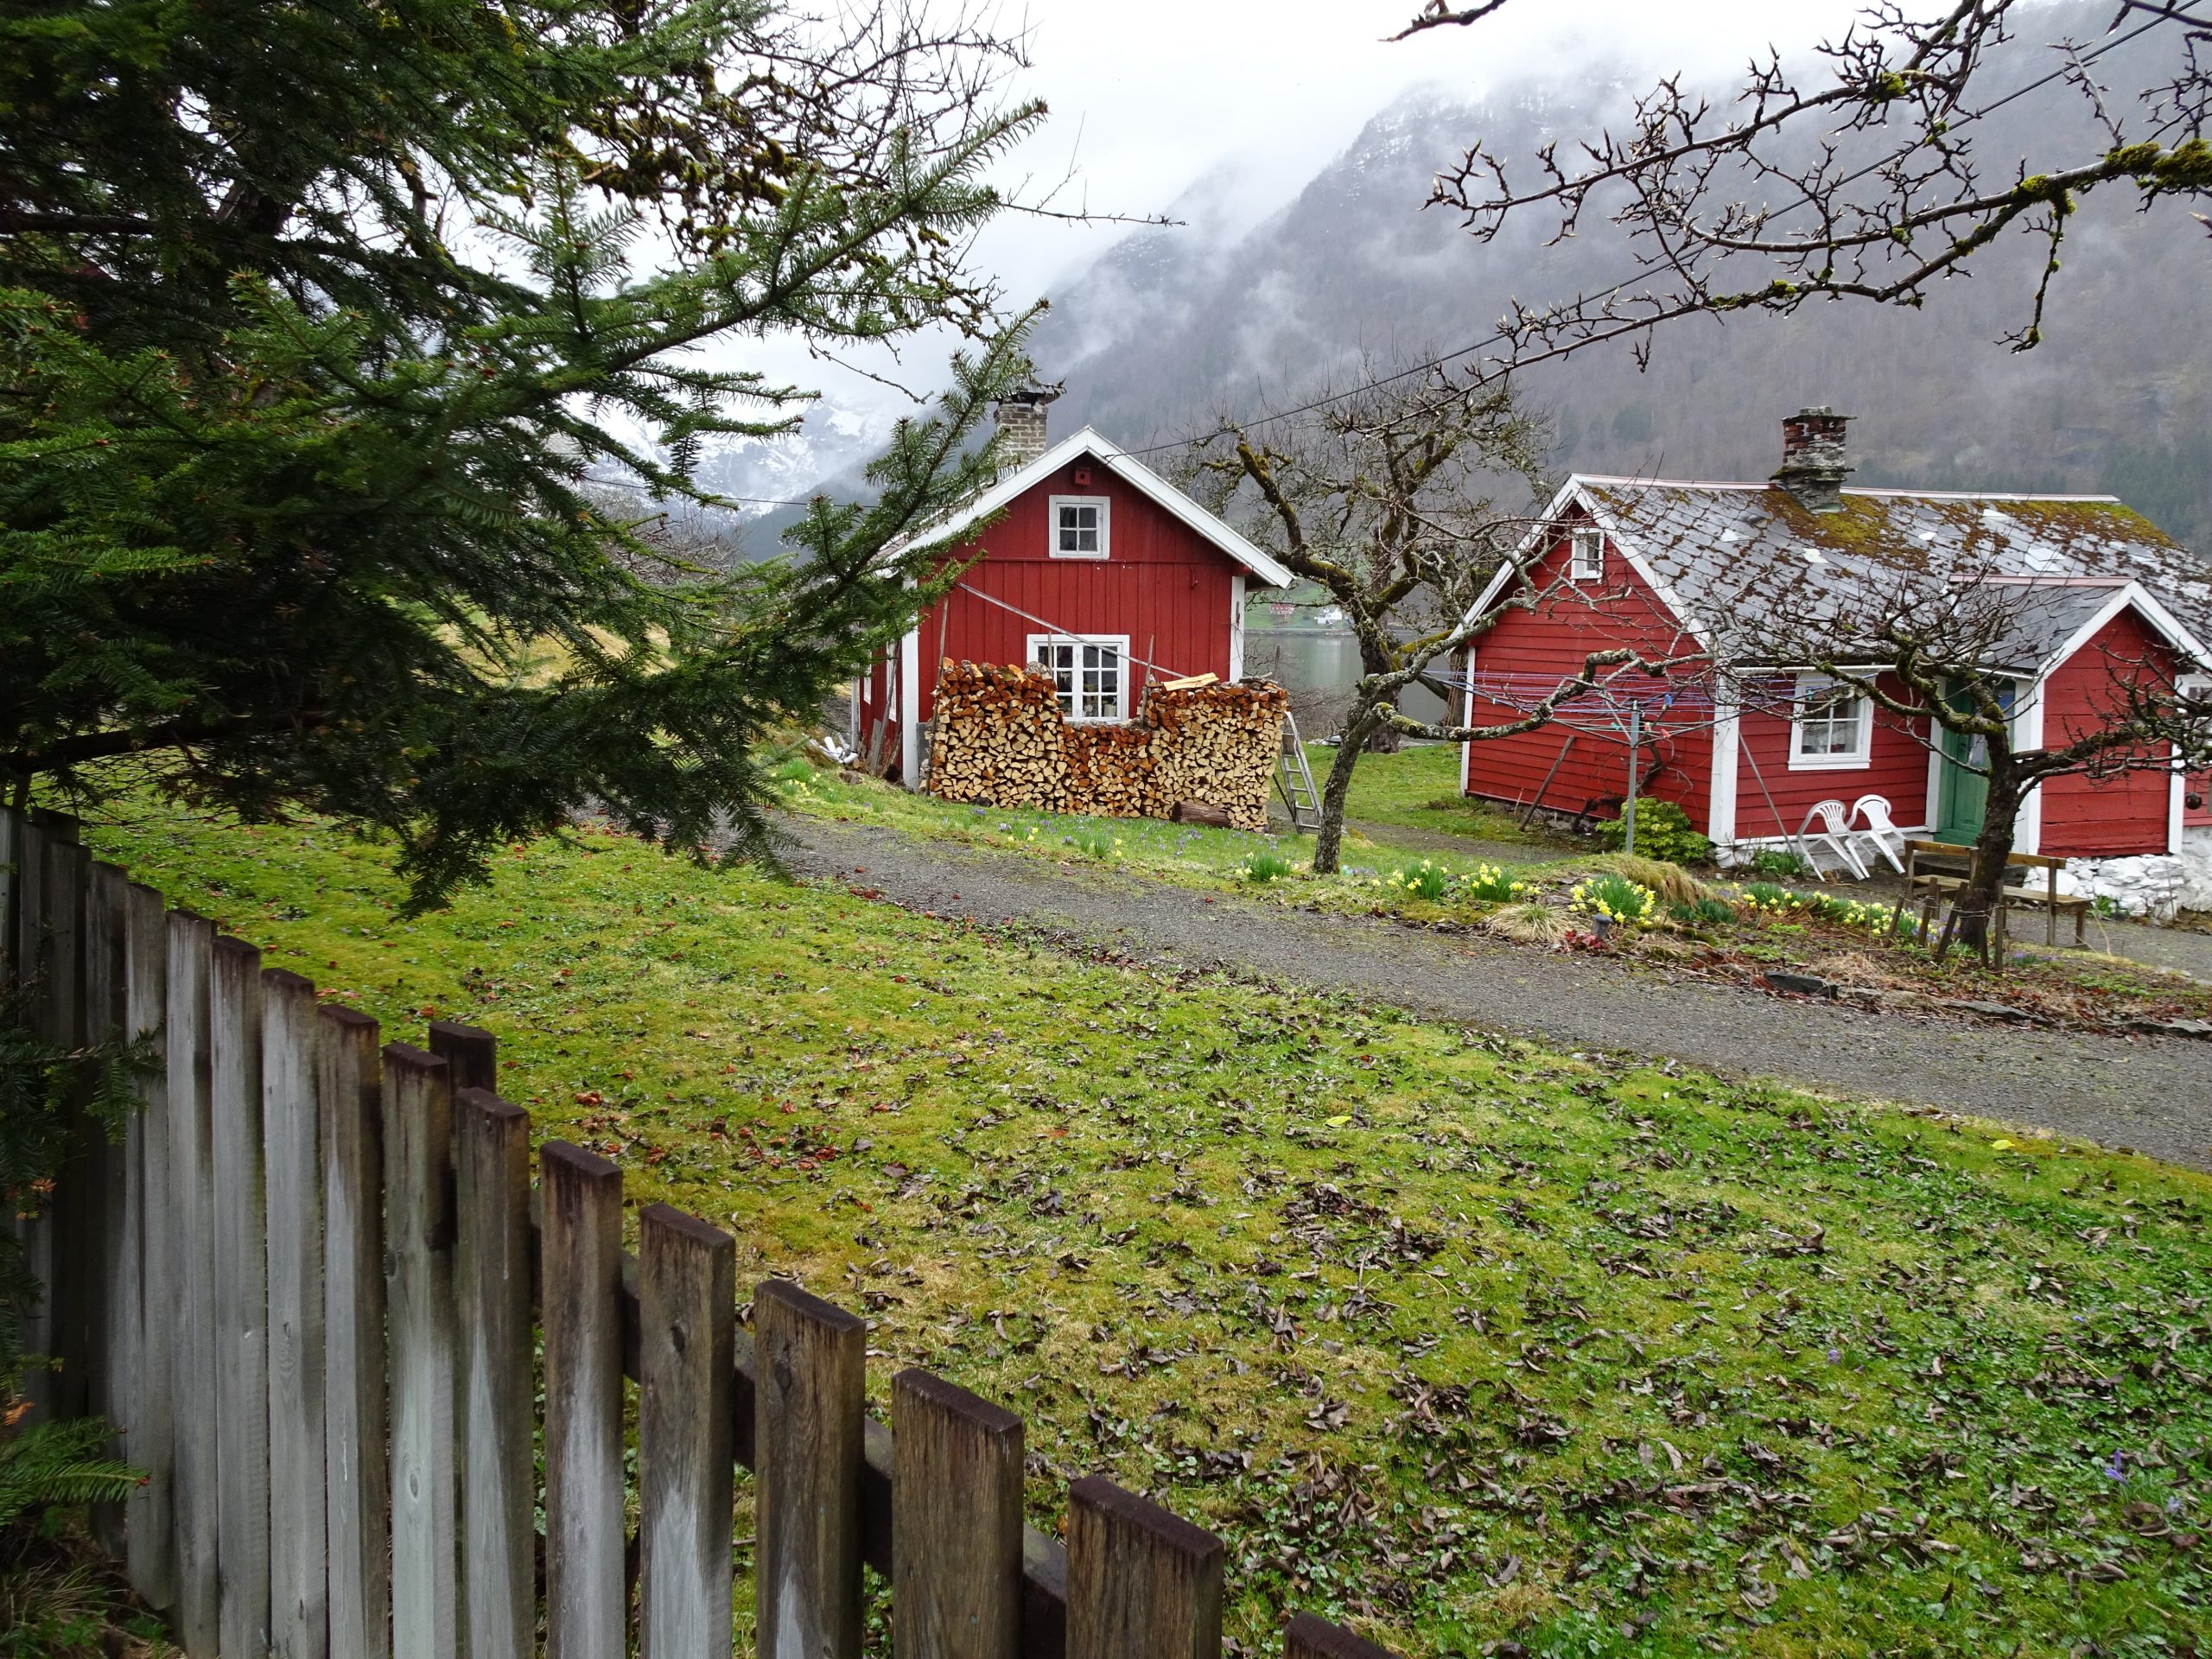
(967, 0), (1870, 302)
(760, 0), (1877, 420)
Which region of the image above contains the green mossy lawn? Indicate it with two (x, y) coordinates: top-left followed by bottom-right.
(80, 798), (2212, 1658)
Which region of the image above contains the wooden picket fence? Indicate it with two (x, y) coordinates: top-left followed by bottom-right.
(2, 805), (1397, 1659)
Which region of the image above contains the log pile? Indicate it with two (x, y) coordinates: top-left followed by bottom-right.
(927, 660), (1288, 829)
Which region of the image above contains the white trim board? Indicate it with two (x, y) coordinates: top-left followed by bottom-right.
(898, 623), (920, 786)
(1707, 692), (1739, 847)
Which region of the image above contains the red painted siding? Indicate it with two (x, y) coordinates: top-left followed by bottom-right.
(2037, 607), (2179, 857)
(1730, 674), (1932, 843)
(1462, 516), (1714, 826)
(854, 452), (1250, 770)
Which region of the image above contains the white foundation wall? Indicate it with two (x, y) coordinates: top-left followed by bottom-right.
(2183, 825), (2212, 915)
(2056, 853), (2189, 922)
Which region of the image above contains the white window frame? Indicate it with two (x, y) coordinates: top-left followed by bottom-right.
(1566, 526), (1604, 583)
(1027, 632), (1129, 723)
(1048, 495), (1111, 560)
(1788, 671), (1873, 770)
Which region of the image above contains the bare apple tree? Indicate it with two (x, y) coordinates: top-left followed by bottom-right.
(1189, 370), (1688, 873)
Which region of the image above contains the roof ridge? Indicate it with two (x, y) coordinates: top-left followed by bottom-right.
(1577, 473), (2123, 505)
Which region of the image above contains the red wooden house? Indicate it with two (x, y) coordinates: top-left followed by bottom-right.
(854, 393), (1294, 783)
(1459, 410), (2212, 912)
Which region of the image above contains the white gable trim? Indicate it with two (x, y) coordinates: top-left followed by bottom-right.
(2037, 581), (2212, 680)
(912, 427), (1295, 589)
(1459, 477), (1713, 649)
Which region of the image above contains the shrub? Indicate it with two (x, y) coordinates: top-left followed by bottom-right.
(1241, 849), (1294, 884)
(1748, 848), (1813, 879)
(1669, 896), (1737, 928)
(1387, 860), (1452, 901)
(1597, 799), (1712, 865)
(1571, 874), (1658, 927)
(1463, 863), (1532, 903)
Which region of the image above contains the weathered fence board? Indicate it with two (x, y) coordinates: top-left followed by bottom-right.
(894, 1369), (1026, 1659)
(1066, 1476), (1224, 1659)
(637, 1205), (735, 1659)
(755, 1277), (867, 1659)
(456, 1085), (534, 1659)
(85, 861), (130, 1559)
(211, 934), (272, 1659)
(318, 1007), (388, 1659)
(12, 817), (54, 1424)
(264, 968), (327, 1659)
(540, 1141), (626, 1659)
(43, 834), (94, 1425)
(428, 1019), (497, 1095)
(384, 1043), (460, 1659)
(1286, 1612), (1399, 1659)
(164, 910), (220, 1656)
(122, 880), (175, 1609)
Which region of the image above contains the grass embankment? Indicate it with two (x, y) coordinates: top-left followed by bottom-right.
(83, 799), (2212, 1657)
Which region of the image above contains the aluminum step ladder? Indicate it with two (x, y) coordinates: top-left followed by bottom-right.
(1276, 709), (1324, 832)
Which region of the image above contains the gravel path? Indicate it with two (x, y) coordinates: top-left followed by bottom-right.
(782, 817), (2212, 1171)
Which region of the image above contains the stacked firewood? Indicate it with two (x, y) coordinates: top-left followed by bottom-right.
(1141, 678), (1290, 830)
(923, 661), (1068, 808)
(927, 660), (1287, 829)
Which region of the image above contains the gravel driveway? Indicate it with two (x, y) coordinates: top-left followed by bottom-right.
(782, 817), (2212, 1172)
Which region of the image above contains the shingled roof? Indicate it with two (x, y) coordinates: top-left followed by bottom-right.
(1516, 475), (2212, 673)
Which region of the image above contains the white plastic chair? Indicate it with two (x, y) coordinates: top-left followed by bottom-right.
(1849, 793), (1908, 874)
(1796, 798), (1871, 880)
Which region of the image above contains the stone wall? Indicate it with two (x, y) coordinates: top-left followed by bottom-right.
(2056, 852), (2188, 922)
(2182, 826), (2212, 916)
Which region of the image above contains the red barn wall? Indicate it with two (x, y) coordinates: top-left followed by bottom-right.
(854, 453), (1247, 766)
(2036, 607), (2179, 857)
(1729, 674), (1932, 844)
(1462, 518), (1714, 827)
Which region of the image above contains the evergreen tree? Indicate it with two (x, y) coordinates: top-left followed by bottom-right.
(1, 0), (1042, 902)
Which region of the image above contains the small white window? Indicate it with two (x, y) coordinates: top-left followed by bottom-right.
(1050, 495), (1110, 559)
(1567, 527), (1603, 582)
(1028, 633), (1128, 722)
(1789, 673), (1872, 769)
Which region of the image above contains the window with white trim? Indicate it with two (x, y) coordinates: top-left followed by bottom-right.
(1567, 526), (1603, 582)
(1049, 495), (1110, 559)
(1789, 673), (1872, 768)
(1028, 633), (1128, 721)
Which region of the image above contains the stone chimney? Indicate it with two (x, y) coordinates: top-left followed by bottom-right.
(1773, 406), (1853, 513)
(993, 383), (1063, 471)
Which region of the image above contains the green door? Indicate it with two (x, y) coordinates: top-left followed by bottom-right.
(1936, 678), (2014, 842)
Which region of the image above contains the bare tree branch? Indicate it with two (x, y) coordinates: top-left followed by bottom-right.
(1402, 0), (2212, 372)
(1391, 1), (1516, 42)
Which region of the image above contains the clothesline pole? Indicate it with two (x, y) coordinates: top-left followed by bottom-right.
(1624, 703), (1642, 855)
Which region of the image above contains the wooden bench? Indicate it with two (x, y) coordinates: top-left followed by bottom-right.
(1898, 838), (2090, 947)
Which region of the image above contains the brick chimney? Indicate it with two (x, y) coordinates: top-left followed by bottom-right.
(993, 383), (1063, 472)
(1773, 406), (1853, 513)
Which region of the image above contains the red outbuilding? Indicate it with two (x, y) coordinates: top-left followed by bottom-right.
(854, 392), (1294, 783)
(1458, 410), (2212, 912)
